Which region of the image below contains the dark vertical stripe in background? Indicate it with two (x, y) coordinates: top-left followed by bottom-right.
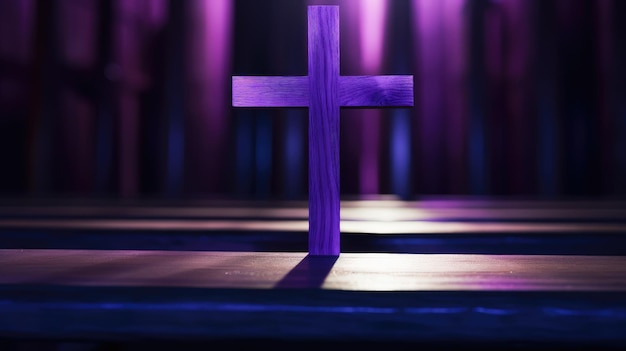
(0, 0), (624, 200)
(534, 0), (559, 197)
(467, 0), (489, 195)
(29, 0), (58, 195)
(386, 0), (412, 199)
(164, 0), (185, 197)
(613, 0), (626, 196)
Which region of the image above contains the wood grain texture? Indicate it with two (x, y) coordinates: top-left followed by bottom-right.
(3, 250), (626, 344)
(2, 249), (626, 291)
(339, 75), (414, 107)
(232, 76), (309, 107)
(308, 6), (340, 256)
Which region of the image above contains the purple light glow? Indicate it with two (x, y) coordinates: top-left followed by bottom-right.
(360, 109), (381, 194)
(349, 0), (390, 194)
(500, 0), (533, 192)
(145, 0), (168, 28)
(414, 0), (446, 192)
(186, 0), (232, 193)
(114, 0), (144, 197)
(359, 0), (387, 73)
(442, 0), (467, 192)
(190, 0), (232, 83)
(0, 0), (621, 200)
(413, 0), (468, 192)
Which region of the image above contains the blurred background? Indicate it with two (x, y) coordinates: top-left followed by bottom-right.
(0, 0), (624, 201)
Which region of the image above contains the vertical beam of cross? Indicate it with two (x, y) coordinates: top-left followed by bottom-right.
(232, 6), (413, 256)
(308, 7), (340, 256)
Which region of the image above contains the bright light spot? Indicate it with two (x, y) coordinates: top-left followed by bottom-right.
(359, 0), (387, 72)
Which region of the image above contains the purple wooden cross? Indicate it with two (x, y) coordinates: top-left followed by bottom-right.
(232, 6), (413, 256)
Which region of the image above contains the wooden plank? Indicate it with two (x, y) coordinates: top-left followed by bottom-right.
(308, 6), (340, 256)
(0, 201), (624, 220)
(0, 218), (625, 234)
(339, 76), (414, 107)
(232, 76), (309, 107)
(1, 249), (626, 291)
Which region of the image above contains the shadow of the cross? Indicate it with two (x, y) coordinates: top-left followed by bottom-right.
(274, 255), (338, 289)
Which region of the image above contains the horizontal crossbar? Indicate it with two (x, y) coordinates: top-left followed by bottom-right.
(232, 76), (309, 107)
(340, 75), (413, 107)
(232, 75), (413, 108)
